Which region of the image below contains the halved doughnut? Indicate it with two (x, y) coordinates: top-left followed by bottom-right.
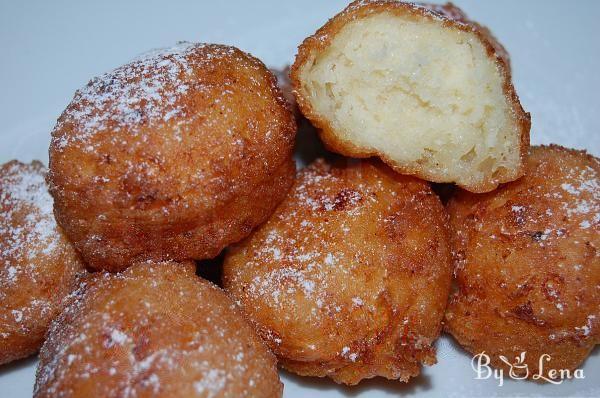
(291, 1), (530, 192)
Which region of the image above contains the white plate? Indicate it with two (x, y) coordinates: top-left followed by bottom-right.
(0, 1), (598, 397)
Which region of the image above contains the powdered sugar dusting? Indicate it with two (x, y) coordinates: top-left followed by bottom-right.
(194, 369), (227, 397)
(575, 315), (597, 338)
(225, 159), (450, 382)
(559, 165), (600, 226)
(448, 146), (599, 357)
(1, 161), (86, 357)
(242, 161), (384, 330)
(51, 42), (238, 152)
(1, 162), (59, 325)
(487, 147), (599, 254)
(0, 161), (58, 266)
(34, 263), (280, 397)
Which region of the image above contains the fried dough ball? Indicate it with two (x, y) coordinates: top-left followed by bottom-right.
(291, 1), (530, 193)
(0, 160), (86, 365)
(445, 145), (600, 380)
(34, 261), (283, 398)
(223, 159), (452, 385)
(49, 42), (296, 272)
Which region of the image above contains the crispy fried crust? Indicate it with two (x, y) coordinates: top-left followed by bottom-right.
(49, 43), (296, 272)
(223, 159), (452, 385)
(290, 1), (530, 193)
(445, 145), (600, 380)
(34, 261), (283, 398)
(0, 160), (86, 365)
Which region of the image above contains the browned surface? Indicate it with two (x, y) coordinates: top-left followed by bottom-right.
(34, 261), (282, 398)
(0, 160), (87, 365)
(445, 145), (600, 379)
(49, 43), (296, 272)
(223, 159), (452, 385)
(290, 0), (530, 193)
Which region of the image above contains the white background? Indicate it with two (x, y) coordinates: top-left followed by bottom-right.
(0, 1), (598, 397)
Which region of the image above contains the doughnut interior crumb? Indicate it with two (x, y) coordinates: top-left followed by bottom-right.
(296, 11), (525, 192)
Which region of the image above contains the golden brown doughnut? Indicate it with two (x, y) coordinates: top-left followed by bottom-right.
(34, 261), (283, 397)
(49, 42), (296, 272)
(291, 1), (530, 193)
(223, 159), (452, 384)
(0, 160), (86, 365)
(445, 145), (599, 380)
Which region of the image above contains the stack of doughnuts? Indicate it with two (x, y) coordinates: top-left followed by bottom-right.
(0, 1), (597, 396)
(5, 43), (293, 397)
